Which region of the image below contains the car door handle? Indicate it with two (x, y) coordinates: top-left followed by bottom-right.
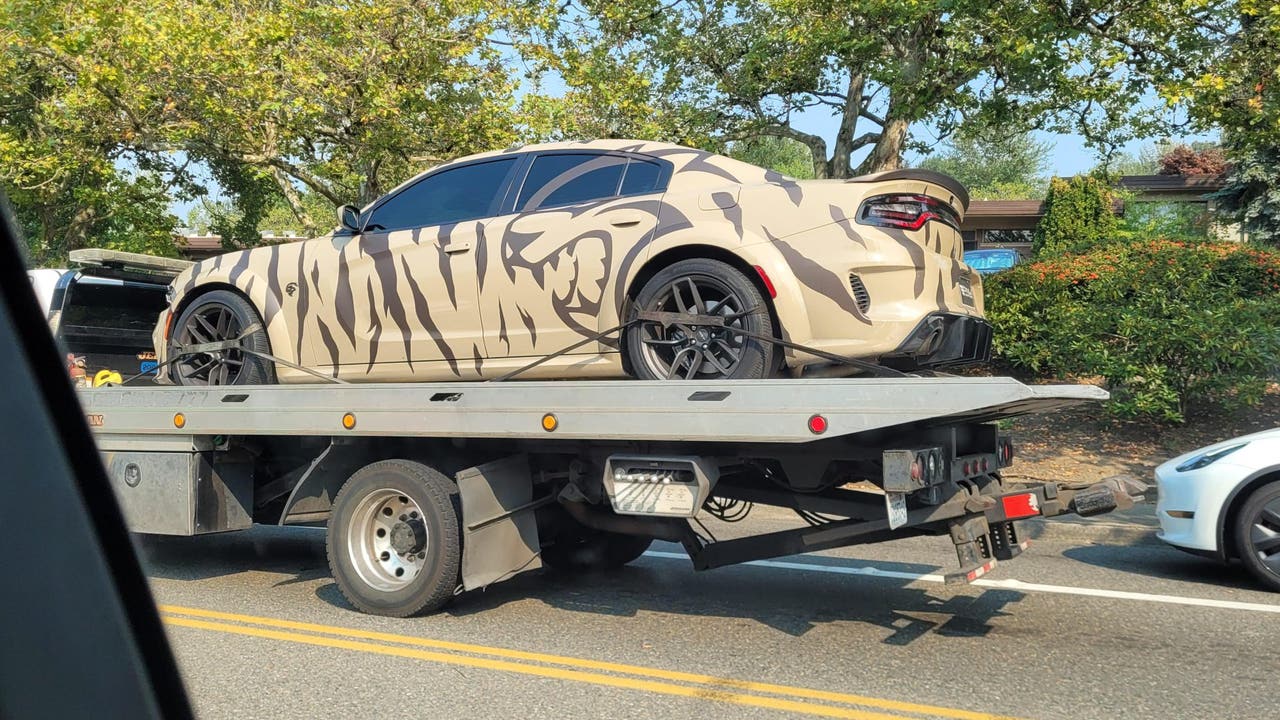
(443, 241), (472, 254)
(608, 213), (645, 228)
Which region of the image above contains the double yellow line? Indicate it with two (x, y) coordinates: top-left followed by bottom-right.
(159, 605), (1017, 720)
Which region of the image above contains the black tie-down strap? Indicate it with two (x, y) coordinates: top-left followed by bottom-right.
(117, 323), (348, 386)
(490, 309), (907, 382)
(121, 311), (905, 386)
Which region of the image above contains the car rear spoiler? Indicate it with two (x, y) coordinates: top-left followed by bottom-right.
(845, 169), (970, 212)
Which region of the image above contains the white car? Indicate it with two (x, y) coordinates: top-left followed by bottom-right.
(1155, 428), (1280, 591)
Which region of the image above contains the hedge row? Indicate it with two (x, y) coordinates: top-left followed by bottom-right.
(984, 239), (1280, 423)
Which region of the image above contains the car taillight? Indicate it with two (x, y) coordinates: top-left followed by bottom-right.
(858, 194), (959, 231)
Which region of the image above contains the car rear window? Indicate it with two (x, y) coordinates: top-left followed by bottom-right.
(517, 154), (628, 211)
(620, 158), (664, 196)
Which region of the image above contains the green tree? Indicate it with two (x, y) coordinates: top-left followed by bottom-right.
(1033, 176), (1119, 256)
(727, 137), (816, 179)
(540, 0), (1185, 178)
(0, 32), (189, 263)
(917, 129), (1050, 199)
(5, 0), (545, 240)
(1083, 1), (1278, 241)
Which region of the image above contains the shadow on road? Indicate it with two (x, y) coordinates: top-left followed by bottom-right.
(136, 525), (330, 587)
(1062, 543), (1264, 592)
(140, 524), (1030, 643)
(435, 556), (1027, 644)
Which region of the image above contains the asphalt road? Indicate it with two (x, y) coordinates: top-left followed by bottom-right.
(137, 513), (1278, 720)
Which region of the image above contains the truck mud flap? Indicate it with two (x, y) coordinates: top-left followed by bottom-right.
(456, 455), (545, 591)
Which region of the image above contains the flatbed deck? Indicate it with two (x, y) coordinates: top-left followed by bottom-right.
(82, 377), (1107, 443)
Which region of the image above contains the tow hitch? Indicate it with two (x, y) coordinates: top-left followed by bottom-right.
(944, 475), (1148, 584)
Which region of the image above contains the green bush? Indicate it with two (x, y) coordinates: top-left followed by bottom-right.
(1032, 175), (1118, 257)
(985, 239), (1280, 423)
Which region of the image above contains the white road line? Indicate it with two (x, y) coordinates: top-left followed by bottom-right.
(642, 550), (1280, 614)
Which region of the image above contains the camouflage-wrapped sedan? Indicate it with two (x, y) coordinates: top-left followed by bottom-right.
(155, 140), (989, 385)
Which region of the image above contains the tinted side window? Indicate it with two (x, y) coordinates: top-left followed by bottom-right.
(621, 158), (665, 195)
(366, 157), (517, 231)
(517, 154), (626, 211)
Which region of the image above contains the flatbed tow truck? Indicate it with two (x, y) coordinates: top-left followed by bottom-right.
(79, 375), (1145, 617)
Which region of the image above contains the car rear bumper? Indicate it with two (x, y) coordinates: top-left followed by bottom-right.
(878, 313), (993, 370)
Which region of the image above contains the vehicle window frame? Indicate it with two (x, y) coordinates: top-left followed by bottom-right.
(355, 155), (525, 234)
(500, 150), (673, 215)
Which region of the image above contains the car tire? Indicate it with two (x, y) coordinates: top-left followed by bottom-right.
(169, 289), (274, 385)
(625, 258), (776, 380)
(1234, 480), (1280, 592)
(326, 460), (462, 617)
(541, 530), (654, 572)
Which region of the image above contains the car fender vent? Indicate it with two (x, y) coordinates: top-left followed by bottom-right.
(848, 274), (871, 314)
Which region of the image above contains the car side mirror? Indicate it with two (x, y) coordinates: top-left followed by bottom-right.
(338, 204), (362, 233)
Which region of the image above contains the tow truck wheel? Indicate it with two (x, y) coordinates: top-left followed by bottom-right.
(326, 460), (461, 617)
(541, 530), (654, 572)
(1234, 480), (1280, 592)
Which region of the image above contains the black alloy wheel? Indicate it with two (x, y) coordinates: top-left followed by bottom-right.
(626, 258), (774, 381)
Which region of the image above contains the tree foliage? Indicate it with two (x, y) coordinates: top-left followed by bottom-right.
(537, 0), (1193, 179)
(917, 128), (1050, 199)
(1033, 176), (1119, 257)
(3, 0), (543, 248)
(1158, 144), (1227, 175)
(727, 137), (816, 179)
(0, 20), (189, 263)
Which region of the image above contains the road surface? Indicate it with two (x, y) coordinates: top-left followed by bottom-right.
(138, 513), (1276, 720)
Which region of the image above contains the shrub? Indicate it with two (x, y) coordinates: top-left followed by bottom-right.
(1032, 175), (1118, 257)
(1158, 144), (1228, 176)
(985, 239), (1280, 423)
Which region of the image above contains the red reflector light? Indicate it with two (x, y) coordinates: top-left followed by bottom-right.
(980, 457), (989, 472)
(1001, 493), (1041, 519)
(753, 265), (778, 299)
(808, 414), (828, 434)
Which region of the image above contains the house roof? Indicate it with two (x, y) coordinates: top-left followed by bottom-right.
(1116, 174), (1226, 196)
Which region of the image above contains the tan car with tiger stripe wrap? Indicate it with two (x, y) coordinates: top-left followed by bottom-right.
(154, 139), (988, 385)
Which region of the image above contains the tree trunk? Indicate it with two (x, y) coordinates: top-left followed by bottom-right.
(857, 113), (909, 174)
(62, 205), (97, 254)
(271, 167), (319, 237)
(828, 73), (866, 179)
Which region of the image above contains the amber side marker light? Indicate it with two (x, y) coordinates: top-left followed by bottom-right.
(542, 413), (558, 432)
(173, 413), (186, 429)
(342, 412), (357, 430)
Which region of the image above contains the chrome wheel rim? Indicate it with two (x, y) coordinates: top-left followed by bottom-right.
(638, 275), (749, 379)
(347, 489), (428, 592)
(175, 303), (245, 385)
(1248, 498), (1280, 575)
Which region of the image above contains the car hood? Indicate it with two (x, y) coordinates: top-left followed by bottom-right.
(1160, 426), (1280, 472)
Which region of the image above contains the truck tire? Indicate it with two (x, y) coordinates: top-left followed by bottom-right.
(541, 531), (654, 572)
(326, 460), (461, 616)
(1234, 480), (1280, 592)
